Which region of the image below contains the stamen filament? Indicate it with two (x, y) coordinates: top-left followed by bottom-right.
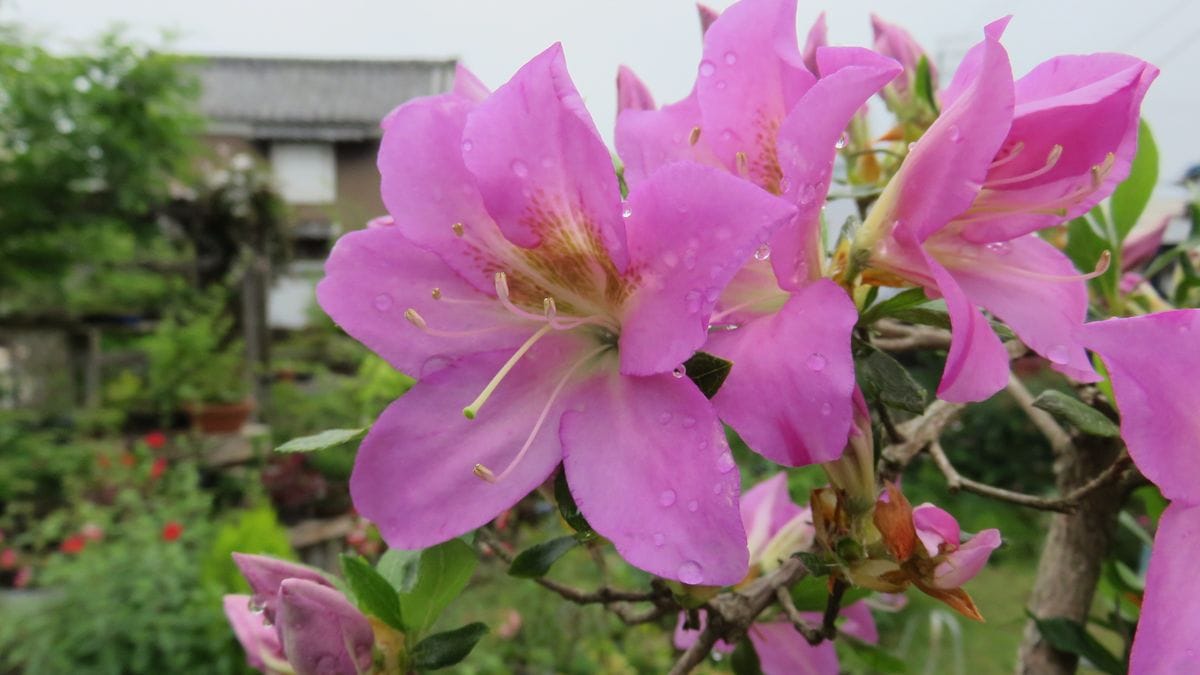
(474, 344), (609, 483)
(988, 141), (1025, 170)
(403, 308), (509, 338)
(952, 249), (1111, 282)
(462, 323), (554, 419)
(984, 144), (1062, 188)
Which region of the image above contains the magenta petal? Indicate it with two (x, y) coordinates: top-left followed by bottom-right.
(461, 44), (627, 269)
(941, 17), (1013, 109)
(771, 47), (901, 288)
(912, 503), (961, 556)
(749, 622), (841, 675)
(931, 529), (1001, 589)
(840, 601), (879, 644)
(351, 337), (589, 549)
(224, 594), (284, 670)
(232, 553), (332, 626)
(708, 281), (857, 466)
(673, 610), (734, 653)
(615, 89), (723, 188)
(1129, 502), (1200, 674)
(740, 473), (804, 561)
(317, 226), (527, 377)
(618, 162), (796, 376)
(560, 372), (748, 586)
(1082, 311), (1200, 503)
(617, 65), (656, 113)
(696, 0), (815, 188)
(1123, 215), (1170, 270)
(453, 64), (490, 102)
(277, 579), (374, 675)
(801, 13), (827, 75)
(870, 14), (933, 92)
(697, 3), (720, 34)
(940, 233), (1097, 382)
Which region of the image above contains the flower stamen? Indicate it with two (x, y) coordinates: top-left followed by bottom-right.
(462, 323), (554, 419)
(983, 144), (1062, 188)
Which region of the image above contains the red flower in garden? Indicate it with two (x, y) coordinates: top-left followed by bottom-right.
(1, 548), (16, 570)
(149, 457), (168, 480)
(60, 535), (86, 555)
(161, 521), (184, 542)
(119, 452), (136, 468)
(143, 430), (168, 449)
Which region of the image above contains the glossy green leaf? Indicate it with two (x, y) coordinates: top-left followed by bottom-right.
(1031, 390), (1119, 437)
(276, 428), (366, 453)
(1028, 613), (1125, 675)
(1110, 119), (1158, 242)
(340, 555), (404, 631)
(838, 639), (909, 674)
(914, 55), (939, 114)
(683, 351), (733, 399)
(860, 287), (930, 325)
(554, 470), (595, 538)
(854, 341), (927, 414)
(789, 573), (870, 611)
(376, 548), (421, 593)
(507, 536), (579, 578)
(399, 539), (477, 637)
(409, 622), (488, 671)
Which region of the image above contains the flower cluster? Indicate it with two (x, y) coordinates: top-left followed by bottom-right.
(311, 0), (1197, 671)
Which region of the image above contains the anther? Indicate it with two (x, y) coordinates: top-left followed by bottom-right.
(989, 141), (1025, 170)
(451, 222), (465, 237)
(404, 308), (427, 329)
(494, 271), (510, 300)
(473, 464), (497, 482)
(543, 297), (557, 322)
(984, 144), (1062, 188)
(431, 287), (442, 300)
(735, 151), (749, 177)
(689, 126), (702, 146)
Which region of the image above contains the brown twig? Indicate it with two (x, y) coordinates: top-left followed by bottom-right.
(872, 319), (953, 352)
(877, 399), (966, 482)
(775, 588), (826, 644)
(1006, 374), (1073, 455)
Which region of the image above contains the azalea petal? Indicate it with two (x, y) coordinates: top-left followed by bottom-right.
(461, 43), (627, 270)
(560, 371), (748, 585)
(920, 248), (1010, 402)
(749, 621), (841, 675)
(351, 336), (591, 549)
(772, 47), (901, 288)
(870, 14), (933, 92)
(223, 594), (283, 670)
(377, 91), (502, 293)
(912, 503), (960, 556)
(277, 579), (374, 675)
(708, 281), (857, 466)
(317, 226), (527, 377)
(1129, 502), (1200, 674)
(617, 65), (655, 112)
(697, 3), (720, 34)
(1123, 215), (1170, 270)
(618, 162), (796, 376)
(801, 13), (827, 75)
(940, 17), (1012, 109)
(740, 473), (804, 562)
(938, 233), (1097, 382)
(841, 601), (879, 644)
(673, 610), (735, 653)
(931, 528), (1001, 589)
(615, 88), (724, 188)
(232, 553), (332, 626)
(964, 55), (1158, 242)
(1082, 310), (1200, 503)
(453, 64), (490, 102)
(696, 0), (815, 193)
(881, 26), (1013, 244)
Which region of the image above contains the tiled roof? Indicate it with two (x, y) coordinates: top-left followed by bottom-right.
(195, 56), (456, 141)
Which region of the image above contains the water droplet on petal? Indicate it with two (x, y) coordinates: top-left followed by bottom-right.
(699, 60), (716, 77)
(820, 402), (832, 416)
(511, 159), (529, 177)
(461, 139), (473, 152)
(681, 416), (697, 428)
(659, 489), (677, 507)
(658, 412), (673, 425)
(949, 125), (962, 143)
(653, 532), (666, 547)
(373, 293), (393, 311)
(698, 439), (709, 450)
(724, 51), (738, 65)
(835, 133), (848, 149)
(798, 183), (817, 205)
(1046, 344), (1070, 365)
(778, 177), (792, 193)
(716, 452), (735, 474)
(677, 560), (704, 585)
(720, 129), (733, 141)
(715, 80), (727, 90)
(985, 241), (1013, 256)
(622, 205), (633, 218)
(662, 251), (679, 268)
(704, 287), (719, 303)
(673, 364), (687, 379)
(683, 249), (698, 270)
(754, 244), (771, 261)
(684, 291), (702, 314)
(247, 597), (265, 614)
(806, 352), (827, 372)
(687, 499), (699, 513)
(712, 482), (723, 495)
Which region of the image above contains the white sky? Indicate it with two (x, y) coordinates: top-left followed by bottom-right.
(6, 0), (1200, 190)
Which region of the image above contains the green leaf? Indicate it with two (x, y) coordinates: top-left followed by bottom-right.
(860, 287), (930, 325)
(1031, 390), (1119, 437)
(1028, 613), (1125, 675)
(792, 553), (832, 580)
(838, 639), (909, 674)
(1065, 215), (1119, 303)
(789, 573), (870, 610)
(399, 539), (478, 637)
(1110, 119), (1158, 242)
(914, 55), (939, 115)
(507, 536), (579, 578)
(854, 341), (927, 414)
(887, 306), (951, 331)
(409, 622), (488, 671)
(554, 469), (594, 537)
(683, 351), (734, 399)
(730, 638), (764, 675)
(376, 549), (421, 593)
(275, 428), (366, 453)
(340, 555), (404, 631)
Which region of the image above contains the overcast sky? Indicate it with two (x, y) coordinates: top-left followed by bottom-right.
(6, 0), (1200, 190)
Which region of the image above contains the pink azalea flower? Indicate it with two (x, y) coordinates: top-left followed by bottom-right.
(1080, 310), (1200, 673)
(674, 474), (877, 673)
(857, 18), (1157, 401)
(912, 504), (1003, 590)
(801, 12), (828, 76)
(317, 45), (797, 585)
(616, 65), (655, 114)
(229, 554), (374, 675)
(870, 14), (936, 107)
(616, 0), (902, 467)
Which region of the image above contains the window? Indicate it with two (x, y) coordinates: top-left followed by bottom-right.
(269, 142), (336, 204)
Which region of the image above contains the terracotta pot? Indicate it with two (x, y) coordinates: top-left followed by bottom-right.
(187, 399), (255, 434)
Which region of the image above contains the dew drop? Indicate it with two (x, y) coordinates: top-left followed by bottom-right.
(687, 499), (699, 513)
(373, 293), (393, 311)
(698, 439), (709, 450)
(720, 129), (733, 141)
(658, 412), (673, 425)
(685, 290), (702, 314)
(949, 125), (962, 143)
(681, 416), (697, 428)
(511, 159), (529, 177)
(704, 287), (719, 303)
(247, 597), (265, 614)
(622, 205), (633, 218)
(699, 60), (716, 77)
(798, 183), (817, 205)
(835, 133), (848, 149)
(662, 250), (679, 268)
(673, 364), (687, 379)
(712, 482), (723, 495)
(778, 177), (792, 193)
(724, 51), (738, 65)
(754, 244), (771, 261)
(659, 489), (677, 507)
(683, 249), (698, 270)
(1046, 344), (1070, 365)
(716, 452), (735, 474)
(715, 80), (727, 90)
(806, 352), (828, 372)
(461, 139), (474, 152)
(677, 560), (704, 585)
(653, 532), (666, 547)
(820, 402), (833, 416)
(985, 241), (1013, 256)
